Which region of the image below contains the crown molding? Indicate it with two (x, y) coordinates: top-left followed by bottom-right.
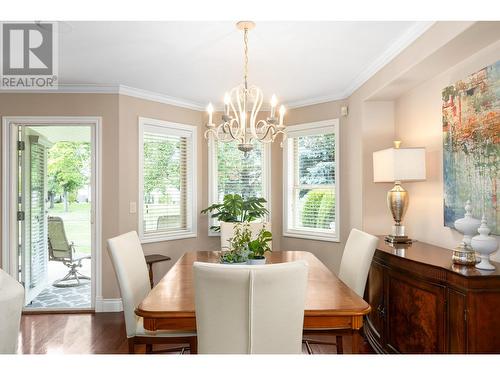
(0, 84), (206, 111)
(118, 85), (205, 111)
(342, 21), (436, 98)
(284, 91), (347, 109)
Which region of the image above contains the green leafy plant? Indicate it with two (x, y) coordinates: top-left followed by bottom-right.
(219, 250), (248, 264)
(220, 222), (252, 264)
(248, 226), (272, 259)
(201, 194), (268, 232)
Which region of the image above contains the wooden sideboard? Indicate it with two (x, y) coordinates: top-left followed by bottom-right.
(364, 237), (500, 354)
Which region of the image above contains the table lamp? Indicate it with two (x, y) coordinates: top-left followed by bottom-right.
(373, 141), (426, 244)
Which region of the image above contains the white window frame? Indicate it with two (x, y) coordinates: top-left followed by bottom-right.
(138, 117), (197, 243)
(207, 137), (271, 236)
(283, 119), (340, 242)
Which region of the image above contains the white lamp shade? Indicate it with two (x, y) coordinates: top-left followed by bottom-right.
(373, 147), (426, 182)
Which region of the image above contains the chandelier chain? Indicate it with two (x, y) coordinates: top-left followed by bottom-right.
(244, 27), (249, 89)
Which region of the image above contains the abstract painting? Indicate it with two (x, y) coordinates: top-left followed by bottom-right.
(443, 60), (500, 234)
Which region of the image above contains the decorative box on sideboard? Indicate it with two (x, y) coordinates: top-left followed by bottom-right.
(364, 237), (500, 353)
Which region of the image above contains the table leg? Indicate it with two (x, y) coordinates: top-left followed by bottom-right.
(351, 329), (361, 354)
(148, 264), (154, 288)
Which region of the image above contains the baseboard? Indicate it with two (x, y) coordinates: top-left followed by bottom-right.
(95, 297), (123, 312)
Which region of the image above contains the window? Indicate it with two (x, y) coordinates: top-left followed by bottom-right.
(283, 119), (339, 242)
(138, 118), (197, 242)
(208, 138), (270, 234)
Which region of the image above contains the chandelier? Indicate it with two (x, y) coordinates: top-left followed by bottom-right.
(204, 21), (286, 154)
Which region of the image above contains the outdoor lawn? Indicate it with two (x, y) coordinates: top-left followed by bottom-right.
(48, 202), (91, 254)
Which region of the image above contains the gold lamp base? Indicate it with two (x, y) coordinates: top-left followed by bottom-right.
(385, 181), (414, 244)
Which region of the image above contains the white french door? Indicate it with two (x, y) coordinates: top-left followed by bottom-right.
(2, 116), (102, 311)
(18, 126), (51, 304)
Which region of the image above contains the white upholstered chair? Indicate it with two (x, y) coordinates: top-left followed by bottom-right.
(0, 268), (24, 354)
(220, 221), (272, 250)
(193, 260), (308, 354)
(304, 228), (378, 354)
(107, 231), (196, 354)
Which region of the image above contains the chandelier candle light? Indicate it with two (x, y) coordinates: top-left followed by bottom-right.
(205, 21), (286, 155)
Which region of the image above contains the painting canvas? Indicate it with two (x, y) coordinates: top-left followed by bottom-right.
(442, 60), (500, 234)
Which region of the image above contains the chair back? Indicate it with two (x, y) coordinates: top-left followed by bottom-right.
(220, 221), (272, 250)
(338, 228), (379, 297)
(107, 231), (151, 337)
(0, 268), (24, 354)
(48, 216), (72, 259)
(193, 261), (308, 354)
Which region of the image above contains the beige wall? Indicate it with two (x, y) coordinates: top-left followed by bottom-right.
(395, 39), (500, 261)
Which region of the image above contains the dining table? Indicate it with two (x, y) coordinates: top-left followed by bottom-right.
(135, 250), (371, 354)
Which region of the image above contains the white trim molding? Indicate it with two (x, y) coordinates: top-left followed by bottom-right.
(0, 84), (206, 111)
(282, 119), (340, 243)
(95, 298), (123, 313)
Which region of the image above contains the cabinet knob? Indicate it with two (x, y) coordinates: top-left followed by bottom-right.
(377, 304), (386, 318)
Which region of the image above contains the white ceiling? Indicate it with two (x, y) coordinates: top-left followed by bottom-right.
(57, 21), (433, 109)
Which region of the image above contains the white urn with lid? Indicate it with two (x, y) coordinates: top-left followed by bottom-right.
(454, 200), (481, 246)
(471, 215), (498, 271)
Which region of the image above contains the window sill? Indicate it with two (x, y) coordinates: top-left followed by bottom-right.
(283, 229), (339, 243)
(140, 231), (197, 243)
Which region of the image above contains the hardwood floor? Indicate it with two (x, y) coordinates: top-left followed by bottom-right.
(18, 313), (374, 354)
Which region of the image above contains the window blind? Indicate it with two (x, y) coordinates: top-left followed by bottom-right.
(142, 131), (188, 236)
(216, 140), (264, 201)
(290, 132), (336, 232)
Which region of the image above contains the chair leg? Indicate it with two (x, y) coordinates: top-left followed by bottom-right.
(304, 340), (313, 355)
(128, 338), (135, 354)
(336, 335), (343, 354)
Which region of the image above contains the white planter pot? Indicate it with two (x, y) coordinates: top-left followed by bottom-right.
(247, 257), (266, 265)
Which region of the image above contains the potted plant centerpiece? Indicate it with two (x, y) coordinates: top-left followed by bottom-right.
(219, 222), (252, 264)
(201, 194), (268, 232)
(247, 226), (272, 265)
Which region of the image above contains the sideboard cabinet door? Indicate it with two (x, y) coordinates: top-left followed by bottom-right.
(365, 260), (385, 345)
(385, 269), (447, 353)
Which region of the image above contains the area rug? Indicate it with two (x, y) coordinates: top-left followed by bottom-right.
(29, 282), (91, 309)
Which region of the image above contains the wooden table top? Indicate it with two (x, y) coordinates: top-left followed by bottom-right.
(136, 250), (370, 320)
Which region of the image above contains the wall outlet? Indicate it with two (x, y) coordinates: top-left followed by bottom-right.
(129, 201), (137, 214)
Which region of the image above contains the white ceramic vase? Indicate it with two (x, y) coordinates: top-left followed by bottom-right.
(471, 215), (498, 271)
(454, 200), (481, 246)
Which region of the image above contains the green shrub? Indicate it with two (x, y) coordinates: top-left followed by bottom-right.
(301, 190), (335, 229)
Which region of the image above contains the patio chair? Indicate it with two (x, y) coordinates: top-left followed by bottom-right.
(48, 216), (91, 287)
